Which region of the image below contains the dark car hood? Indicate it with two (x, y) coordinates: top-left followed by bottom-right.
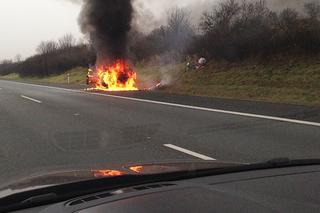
(0, 161), (240, 198)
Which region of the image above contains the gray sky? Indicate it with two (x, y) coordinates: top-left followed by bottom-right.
(0, 0), (211, 61)
(0, 0), (308, 61)
(0, 0), (82, 61)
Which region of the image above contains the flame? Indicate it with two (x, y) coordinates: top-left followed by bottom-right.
(129, 166), (144, 173)
(88, 60), (138, 91)
(92, 170), (124, 178)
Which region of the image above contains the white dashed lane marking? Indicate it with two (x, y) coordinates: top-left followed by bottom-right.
(21, 95), (42, 104)
(164, 144), (216, 161)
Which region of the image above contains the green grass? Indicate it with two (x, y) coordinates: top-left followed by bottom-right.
(41, 67), (87, 84)
(1, 73), (21, 80)
(172, 59), (320, 106)
(136, 57), (320, 106)
(0, 67), (87, 85)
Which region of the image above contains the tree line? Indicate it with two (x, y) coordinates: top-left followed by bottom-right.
(1, 0), (320, 76)
(0, 34), (95, 77)
(130, 0), (320, 63)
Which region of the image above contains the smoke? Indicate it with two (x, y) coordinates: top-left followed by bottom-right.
(132, 0), (214, 33)
(132, 1), (162, 34)
(79, 0), (134, 64)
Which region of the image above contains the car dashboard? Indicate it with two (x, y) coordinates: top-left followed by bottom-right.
(12, 165), (320, 213)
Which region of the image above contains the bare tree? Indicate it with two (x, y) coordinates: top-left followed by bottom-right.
(278, 8), (300, 36)
(167, 8), (192, 33)
(201, 0), (240, 33)
(304, 2), (320, 20)
(36, 40), (58, 75)
(58, 33), (76, 50)
(0, 59), (13, 65)
(36, 41), (58, 55)
(14, 54), (22, 63)
(166, 8), (195, 56)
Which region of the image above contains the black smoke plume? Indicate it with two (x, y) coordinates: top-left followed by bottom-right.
(79, 0), (133, 64)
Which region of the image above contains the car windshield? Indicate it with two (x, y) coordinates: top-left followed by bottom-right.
(0, 0), (319, 192)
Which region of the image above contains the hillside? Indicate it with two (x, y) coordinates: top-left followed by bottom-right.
(135, 57), (320, 106)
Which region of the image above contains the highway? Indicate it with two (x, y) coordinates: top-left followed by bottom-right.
(0, 79), (320, 186)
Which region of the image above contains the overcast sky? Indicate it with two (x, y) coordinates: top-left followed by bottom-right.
(0, 0), (212, 61)
(0, 0), (299, 61)
(0, 0), (81, 61)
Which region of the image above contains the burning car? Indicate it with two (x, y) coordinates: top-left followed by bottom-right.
(80, 0), (138, 92)
(87, 60), (138, 91)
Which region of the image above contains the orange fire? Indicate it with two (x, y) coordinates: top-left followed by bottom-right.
(129, 166), (144, 173)
(88, 60), (138, 91)
(92, 170), (124, 178)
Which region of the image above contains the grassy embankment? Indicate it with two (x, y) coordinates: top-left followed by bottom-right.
(136, 57), (320, 106)
(1, 57), (320, 106)
(1, 67), (87, 85)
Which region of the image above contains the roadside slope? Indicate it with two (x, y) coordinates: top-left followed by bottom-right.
(137, 57), (320, 106)
(1, 67), (87, 85)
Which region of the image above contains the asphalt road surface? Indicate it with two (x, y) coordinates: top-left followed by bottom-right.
(0, 79), (320, 186)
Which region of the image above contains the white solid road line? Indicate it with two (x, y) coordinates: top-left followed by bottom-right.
(20, 95), (42, 104)
(0, 81), (80, 93)
(4, 81), (320, 128)
(92, 92), (320, 128)
(164, 144), (216, 161)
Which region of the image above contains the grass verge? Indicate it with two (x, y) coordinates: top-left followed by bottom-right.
(0, 67), (87, 85)
(137, 57), (320, 106)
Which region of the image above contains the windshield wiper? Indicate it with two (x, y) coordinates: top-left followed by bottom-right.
(1, 158), (320, 212)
